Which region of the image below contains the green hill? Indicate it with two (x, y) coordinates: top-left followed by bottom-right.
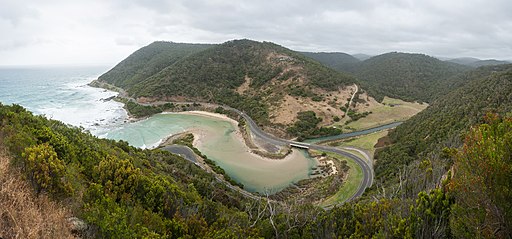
(2, 99), (510, 238)
(352, 52), (470, 102)
(98, 41), (213, 89)
(469, 59), (510, 67)
(374, 64), (512, 186)
(300, 51), (360, 72)
(447, 57), (510, 67)
(97, 39), (358, 134)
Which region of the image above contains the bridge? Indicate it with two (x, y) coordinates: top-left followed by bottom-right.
(289, 142), (310, 149)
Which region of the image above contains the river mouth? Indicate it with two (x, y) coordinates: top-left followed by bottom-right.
(102, 112), (317, 193)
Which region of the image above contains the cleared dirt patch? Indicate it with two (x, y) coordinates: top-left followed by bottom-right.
(270, 85), (356, 125)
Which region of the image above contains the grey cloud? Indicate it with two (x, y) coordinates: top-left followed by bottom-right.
(1, 0), (512, 65)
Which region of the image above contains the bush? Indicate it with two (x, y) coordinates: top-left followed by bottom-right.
(22, 143), (72, 196)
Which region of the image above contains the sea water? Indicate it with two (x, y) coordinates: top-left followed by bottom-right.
(0, 66), (128, 135)
(0, 66), (316, 193)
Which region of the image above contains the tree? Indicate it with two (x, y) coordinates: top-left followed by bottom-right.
(449, 114), (512, 238)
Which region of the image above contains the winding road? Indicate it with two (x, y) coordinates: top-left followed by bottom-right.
(214, 104), (374, 201)
(98, 82), (374, 203)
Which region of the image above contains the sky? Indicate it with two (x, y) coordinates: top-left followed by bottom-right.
(1, 0), (511, 66)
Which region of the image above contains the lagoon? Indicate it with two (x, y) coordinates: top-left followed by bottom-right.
(104, 112), (317, 193)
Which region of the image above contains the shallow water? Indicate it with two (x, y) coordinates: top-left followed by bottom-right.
(0, 67), (316, 193)
(105, 113), (317, 193)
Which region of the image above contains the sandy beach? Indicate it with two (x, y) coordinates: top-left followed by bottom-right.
(174, 110), (304, 163)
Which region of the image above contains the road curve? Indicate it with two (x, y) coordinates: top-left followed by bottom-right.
(106, 92), (374, 202)
(217, 104), (374, 201)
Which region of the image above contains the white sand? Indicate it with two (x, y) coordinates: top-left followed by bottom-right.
(175, 110), (303, 163)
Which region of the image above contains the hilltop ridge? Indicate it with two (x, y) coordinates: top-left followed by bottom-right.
(96, 39), (363, 137)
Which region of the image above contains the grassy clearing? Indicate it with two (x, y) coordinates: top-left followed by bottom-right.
(333, 130), (389, 154)
(342, 97), (427, 131)
(319, 152), (363, 207)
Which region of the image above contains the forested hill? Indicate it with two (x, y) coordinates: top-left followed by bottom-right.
(97, 39), (358, 130)
(447, 57), (510, 67)
(374, 64), (512, 186)
(3, 97), (511, 237)
(300, 51), (360, 72)
(98, 41), (213, 89)
(351, 52), (470, 103)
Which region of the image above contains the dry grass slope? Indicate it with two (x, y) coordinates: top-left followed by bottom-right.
(0, 147), (75, 239)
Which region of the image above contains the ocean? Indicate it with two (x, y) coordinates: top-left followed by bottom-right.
(0, 66), (316, 192)
(0, 66), (128, 135)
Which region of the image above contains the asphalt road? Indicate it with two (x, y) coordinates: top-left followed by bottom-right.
(219, 105), (374, 201)
(119, 97), (374, 202)
(161, 145), (198, 163)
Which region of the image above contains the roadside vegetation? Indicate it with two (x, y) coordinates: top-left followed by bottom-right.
(172, 133), (244, 188)
(329, 130), (389, 155)
(319, 152), (364, 207)
(97, 39), (357, 136)
(337, 96), (427, 131)
(287, 111), (342, 141)
(1, 94), (511, 237)
(374, 64), (512, 188)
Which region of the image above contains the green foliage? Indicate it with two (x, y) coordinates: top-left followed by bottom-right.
(94, 155), (141, 202)
(412, 189), (453, 238)
(124, 101), (175, 118)
(125, 101), (162, 117)
(22, 143), (72, 196)
(99, 39), (356, 126)
(300, 51), (360, 73)
(375, 64), (512, 185)
(449, 114), (512, 238)
(0, 103), (259, 238)
(346, 110), (371, 122)
(352, 52), (470, 102)
(287, 111), (342, 140)
(99, 41), (213, 89)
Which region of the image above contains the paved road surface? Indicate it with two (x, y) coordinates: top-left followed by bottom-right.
(161, 145), (198, 163)
(218, 104), (374, 201)
(110, 94), (374, 202)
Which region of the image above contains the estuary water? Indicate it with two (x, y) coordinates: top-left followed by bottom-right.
(0, 66), (316, 193)
(105, 113), (316, 193)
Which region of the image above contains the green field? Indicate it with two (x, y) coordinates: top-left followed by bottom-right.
(319, 152), (363, 207)
(342, 97), (427, 131)
(335, 130), (389, 154)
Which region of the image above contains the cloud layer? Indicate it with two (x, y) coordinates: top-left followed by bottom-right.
(1, 0), (511, 65)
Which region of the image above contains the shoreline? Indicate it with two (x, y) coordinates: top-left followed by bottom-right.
(163, 111), (307, 163)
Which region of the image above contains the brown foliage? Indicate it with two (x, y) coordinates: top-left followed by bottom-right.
(0, 147), (75, 239)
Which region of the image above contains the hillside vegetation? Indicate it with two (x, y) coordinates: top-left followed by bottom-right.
(352, 52), (470, 102)
(99, 41), (212, 89)
(300, 51), (360, 72)
(374, 64), (512, 192)
(447, 57), (510, 67)
(97, 39), (359, 137)
(0, 147), (74, 238)
(0, 103), (262, 238)
(1, 102), (510, 238)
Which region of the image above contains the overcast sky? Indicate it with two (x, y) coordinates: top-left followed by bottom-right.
(1, 0), (511, 66)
